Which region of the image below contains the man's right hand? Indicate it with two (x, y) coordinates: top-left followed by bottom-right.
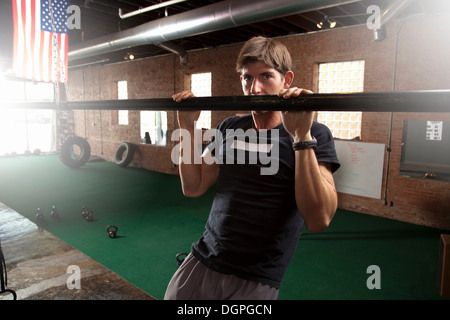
(173, 90), (201, 130)
(172, 90), (219, 198)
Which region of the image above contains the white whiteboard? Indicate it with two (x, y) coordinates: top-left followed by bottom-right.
(333, 140), (385, 199)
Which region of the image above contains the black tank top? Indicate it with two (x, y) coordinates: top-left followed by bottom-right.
(192, 114), (340, 288)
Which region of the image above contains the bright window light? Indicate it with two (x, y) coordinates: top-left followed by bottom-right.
(117, 80), (129, 125)
(317, 60), (364, 139)
(191, 72), (212, 130)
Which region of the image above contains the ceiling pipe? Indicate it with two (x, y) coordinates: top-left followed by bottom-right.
(69, 0), (360, 62)
(374, 0), (412, 41)
(118, 0), (189, 19)
(155, 41), (188, 65)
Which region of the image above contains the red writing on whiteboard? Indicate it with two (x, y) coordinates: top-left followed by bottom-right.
(349, 143), (365, 164)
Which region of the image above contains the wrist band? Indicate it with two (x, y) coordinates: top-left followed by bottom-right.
(292, 137), (317, 151)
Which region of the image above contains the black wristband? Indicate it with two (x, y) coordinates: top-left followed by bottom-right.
(292, 137), (317, 151)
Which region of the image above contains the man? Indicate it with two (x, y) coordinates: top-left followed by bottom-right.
(165, 36), (340, 300)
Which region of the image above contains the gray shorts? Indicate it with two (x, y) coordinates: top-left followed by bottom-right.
(164, 253), (279, 300)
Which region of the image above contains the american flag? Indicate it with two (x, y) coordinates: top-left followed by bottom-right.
(12, 0), (69, 83)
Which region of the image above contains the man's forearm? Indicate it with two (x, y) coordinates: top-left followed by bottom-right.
(294, 148), (338, 232)
(178, 128), (204, 197)
(178, 128), (219, 198)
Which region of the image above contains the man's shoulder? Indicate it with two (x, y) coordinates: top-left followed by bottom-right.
(311, 120), (330, 131)
(311, 121), (333, 138)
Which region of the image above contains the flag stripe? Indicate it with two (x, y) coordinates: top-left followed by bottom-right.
(12, 0), (24, 77)
(42, 30), (50, 82)
(25, 0), (32, 79)
(34, 0), (41, 81)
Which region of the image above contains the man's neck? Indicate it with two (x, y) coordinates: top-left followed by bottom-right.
(251, 111), (282, 131)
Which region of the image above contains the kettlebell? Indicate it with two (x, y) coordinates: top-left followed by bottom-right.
(50, 206), (59, 218)
(85, 210), (94, 222)
(36, 208), (44, 220)
(107, 225), (118, 238)
(81, 206), (89, 218)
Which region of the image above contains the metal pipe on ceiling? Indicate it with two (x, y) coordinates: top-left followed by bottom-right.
(69, 0), (360, 62)
(155, 41), (188, 65)
(118, 0), (189, 19)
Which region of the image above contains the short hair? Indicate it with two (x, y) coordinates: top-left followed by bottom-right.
(236, 36), (292, 75)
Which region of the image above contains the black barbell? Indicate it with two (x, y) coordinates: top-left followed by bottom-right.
(5, 90), (450, 113)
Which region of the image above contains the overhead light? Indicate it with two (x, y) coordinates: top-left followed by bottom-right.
(317, 16), (336, 29)
(124, 53), (135, 60)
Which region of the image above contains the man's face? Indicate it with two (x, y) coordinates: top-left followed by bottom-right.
(240, 61), (287, 96)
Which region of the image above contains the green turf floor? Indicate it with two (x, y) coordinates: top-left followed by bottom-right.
(0, 154), (448, 300)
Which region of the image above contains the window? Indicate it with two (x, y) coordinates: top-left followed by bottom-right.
(0, 77), (56, 156)
(117, 80), (128, 125)
(317, 60), (364, 139)
(140, 111), (167, 146)
(191, 72), (212, 129)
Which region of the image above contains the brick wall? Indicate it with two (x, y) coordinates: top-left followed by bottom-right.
(68, 13), (450, 230)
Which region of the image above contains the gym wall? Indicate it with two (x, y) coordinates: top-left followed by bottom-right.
(67, 13), (450, 230)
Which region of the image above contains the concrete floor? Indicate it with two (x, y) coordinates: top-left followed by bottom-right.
(0, 202), (155, 300)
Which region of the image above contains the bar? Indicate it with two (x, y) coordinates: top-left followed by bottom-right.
(4, 90), (450, 112)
